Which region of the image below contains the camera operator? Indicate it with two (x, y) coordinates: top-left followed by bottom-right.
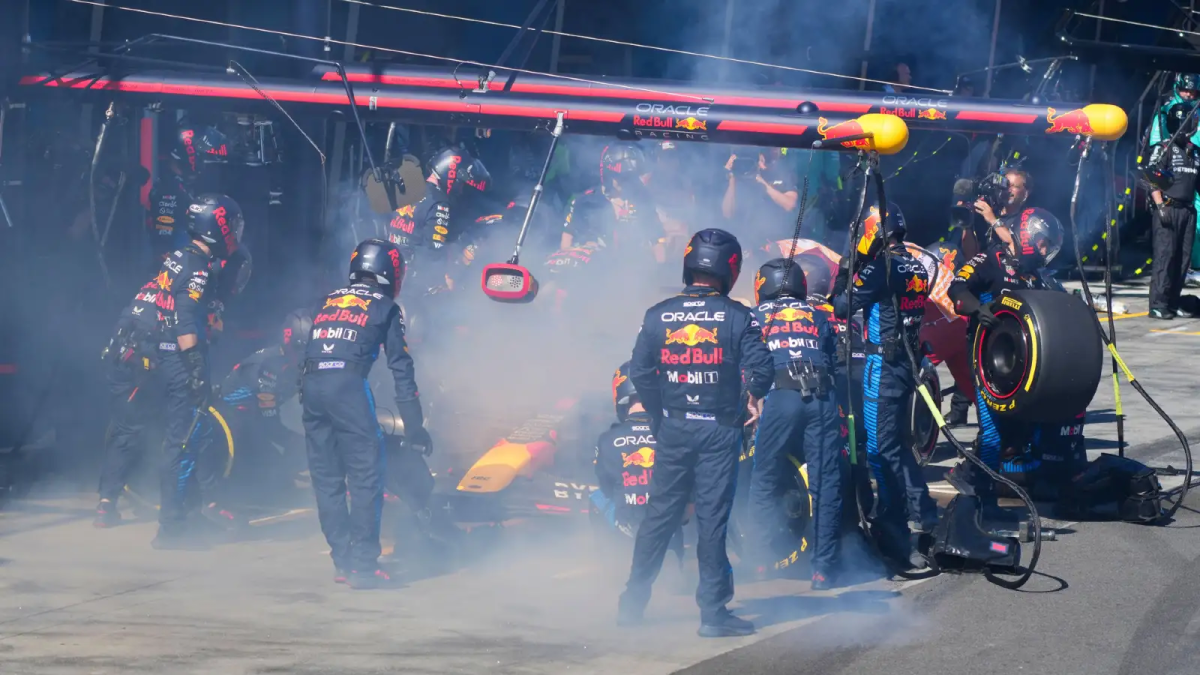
(721, 149), (799, 246)
(960, 169), (1031, 258)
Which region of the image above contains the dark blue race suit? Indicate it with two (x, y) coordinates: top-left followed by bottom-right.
(749, 297), (843, 576)
(620, 285), (773, 623)
(833, 245), (937, 558)
(301, 281), (422, 573)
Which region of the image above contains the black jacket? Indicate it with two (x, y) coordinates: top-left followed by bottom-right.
(1147, 141), (1200, 203)
(306, 281), (419, 404)
(386, 183), (451, 252)
(151, 244), (219, 343)
(594, 411), (657, 523)
(947, 247), (1046, 333)
(562, 185), (660, 248)
(630, 286), (773, 425)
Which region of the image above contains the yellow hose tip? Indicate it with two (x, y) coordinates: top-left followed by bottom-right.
(856, 113), (910, 155)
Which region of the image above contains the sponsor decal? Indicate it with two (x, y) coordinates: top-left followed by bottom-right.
(621, 447), (656, 467)
(312, 327), (359, 341)
(625, 493), (650, 506)
(666, 370), (719, 384)
(159, 342), (178, 351)
(157, 215), (175, 225)
(683, 301), (706, 308)
(317, 361), (345, 370)
(769, 336), (819, 351)
(1000, 296), (1023, 311)
(1045, 107), (1093, 135)
(321, 343), (335, 353)
(661, 347), (723, 365)
(434, 225), (448, 235)
(636, 103), (710, 117)
(613, 435), (655, 447)
(325, 295), (371, 310)
(905, 276), (929, 293)
(662, 310), (725, 323)
(817, 117), (869, 149)
(899, 296), (926, 311)
(664, 324), (719, 346)
(882, 95), (949, 109)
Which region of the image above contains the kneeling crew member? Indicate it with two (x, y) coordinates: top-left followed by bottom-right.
(593, 363), (684, 563)
(946, 209), (1063, 499)
(303, 239), (433, 589)
(830, 204), (936, 569)
(619, 228), (773, 638)
(750, 258), (843, 589)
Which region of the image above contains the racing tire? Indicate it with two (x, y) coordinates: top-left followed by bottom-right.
(906, 363), (942, 467)
(124, 406), (235, 509)
(972, 289), (1103, 423)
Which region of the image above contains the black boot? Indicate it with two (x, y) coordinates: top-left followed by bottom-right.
(347, 568), (401, 590)
(698, 608), (756, 638)
(93, 499), (121, 528)
(151, 526), (210, 551)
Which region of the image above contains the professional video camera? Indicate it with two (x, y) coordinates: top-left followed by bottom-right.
(950, 171), (1009, 231)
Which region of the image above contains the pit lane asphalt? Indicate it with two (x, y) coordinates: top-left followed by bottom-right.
(2, 279), (1199, 675)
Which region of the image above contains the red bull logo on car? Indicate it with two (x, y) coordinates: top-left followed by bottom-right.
(665, 324), (718, 347)
(676, 117), (707, 131)
(918, 108), (947, 121)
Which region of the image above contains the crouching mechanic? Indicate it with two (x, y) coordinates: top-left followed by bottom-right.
(750, 258), (843, 589)
(830, 203), (937, 569)
(196, 309), (313, 527)
(619, 228), (773, 638)
(946, 208), (1074, 502)
(591, 363), (684, 564)
(302, 239), (434, 589)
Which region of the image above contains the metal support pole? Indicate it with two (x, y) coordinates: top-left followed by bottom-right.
(549, 0), (565, 73)
(81, 0), (106, 141)
(1089, 0), (1103, 98)
(326, 1), (359, 201)
(858, 0), (876, 91)
(984, 0), (1002, 97)
(720, 0), (736, 81)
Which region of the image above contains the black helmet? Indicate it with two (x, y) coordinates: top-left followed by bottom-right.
(281, 308), (313, 356)
(600, 143), (649, 188)
(1165, 101), (1198, 140)
(213, 246), (253, 303)
(1175, 73), (1200, 96)
(794, 253), (833, 297)
(754, 258), (807, 305)
(427, 146), (491, 196)
(852, 201), (906, 258)
(613, 362), (639, 423)
(1011, 207), (1063, 270)
(349, 238), (406, 297)
(186, 193), (244, 259)
(683, 228), (743, 295)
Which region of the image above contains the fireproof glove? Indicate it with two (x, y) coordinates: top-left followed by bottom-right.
(830, 265), (850, 299)
(182, 348), (209, 409)
(974, 305), (1000, 329)
(397, 398), (433, 455)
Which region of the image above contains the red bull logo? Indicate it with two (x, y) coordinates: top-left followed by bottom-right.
(665, 324), (718, 346)
(395, 205), (415, 218)
(622, 447), (655, 468)
(754, 272), (766, 302)
(857, 207), (881, 255)
(612, 370), (627, 405)
(918, 108), (947, 121)
(905, 276), (929, 293)
(677, 117), (707, 131)
(1046, 107), (1094, 135)
(325, 295), (372, 310)
(768, 307), (814, 323)
(817, 117), (870, 149)
(154, 271), (171, 289)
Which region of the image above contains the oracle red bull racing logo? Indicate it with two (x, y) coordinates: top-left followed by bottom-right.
(817, 117), (870, 149)
(665, 324), (718, 346)
(325, 295), (371, 310)
(1046, 107), (1094, 135)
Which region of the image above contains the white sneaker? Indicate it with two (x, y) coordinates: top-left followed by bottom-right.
(1186, 271), (1200, 288)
